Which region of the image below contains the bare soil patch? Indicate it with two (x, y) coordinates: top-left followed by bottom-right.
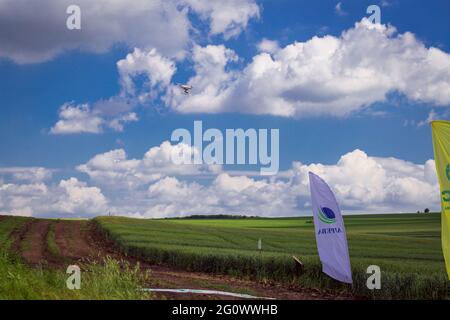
(54, 220), (102, 264)
(15, 219), (51, 266)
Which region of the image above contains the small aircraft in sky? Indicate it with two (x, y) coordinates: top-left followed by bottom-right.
(179, 84), (192, 95)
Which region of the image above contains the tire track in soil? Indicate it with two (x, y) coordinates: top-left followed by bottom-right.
(10, 218), (355, 300)
(14, 219), (51, 266)
(12, 219), (121, 267)
(54, 220), (101, 264)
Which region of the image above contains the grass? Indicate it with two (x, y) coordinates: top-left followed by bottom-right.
(0, 216), (28, 252)
(46, 222), (61, 260)
(94, 213), (450, 299)
(0, 216), (152, 300)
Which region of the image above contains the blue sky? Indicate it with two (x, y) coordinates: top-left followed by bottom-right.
(0, 0), (449, 218)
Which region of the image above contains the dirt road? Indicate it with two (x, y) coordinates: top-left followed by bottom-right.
(10, 218), (353, 300)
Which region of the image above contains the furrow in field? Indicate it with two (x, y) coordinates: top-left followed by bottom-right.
(15, 220), (51, 266)
(54, 220), (99, 263)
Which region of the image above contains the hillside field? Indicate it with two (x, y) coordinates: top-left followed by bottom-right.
(95, 213), (449, 299)
(0, 213), (448, 299)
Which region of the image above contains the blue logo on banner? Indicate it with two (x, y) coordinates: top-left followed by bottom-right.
(318, 207), (336, 224)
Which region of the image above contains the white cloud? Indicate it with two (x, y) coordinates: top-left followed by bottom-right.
(137, 149), (440, 217)
(117, 48), (177, 98)
(51, 48), (174, 134)
(145, 177), (212, 217)
(257, 38), (280, 54)
(164, 44), (239, 113)
(164, 19), (450, 118)
(291, 150), (439, 212)
(50, 103), (104, 134)
(181, 0), (260, 39)
(0, 146), (440, 218)
(142, 173), (293, 218)
(107, 112), (139, 132)
(42, 0), (258, 134)
(0, 167), (53, 182)
(50, 18), (450, 134)
(0, 177), (107, 217)
(0, 0), (259, 64)
(92, 96), (137, 118)
(0, 0), (190, 64)
(50, 102), (139, 135)
(77, 141), (219, 190)
(73, 147), (442, 217)
(0, 207), (33, 217)
(0, 182), (47, 217)
(417, 109), (438, 127)
(0, 182), (48, 196)
(335, 2), (347, 16)
(54, 178), (107, 214)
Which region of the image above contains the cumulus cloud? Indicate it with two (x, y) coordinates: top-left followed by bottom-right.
(77, 141), (220, 190)
(164, 19), (450, 117)
(107, 112), (139, 132)
(0, 177), (107, 217)
(121, 149), (440, 218)
(181, 0), (260, 39)
(0, 146), (440, 218)
(0, 167), (53, 182)
(73, 147), (442, 217)
(0, 0), (189, 63)
(40, 0), (258, 134)
(0, 181), (47, 217)
(291, 150), (439, 212)
(51, 47), (173, 134)
(50, 101), (140, 135)
(117, 48), (177, 100)
(50, 103), (104, 134)
(0, 207), (33, 217)
(164, 44), (239, 113)
(51, 18), (450, 134)
(141, 173), (293, 218)
(257, 38), (280, 54)
(0, 0), (259, 64)
(145, 177), (212, 217)
(53, 178), (107, 215)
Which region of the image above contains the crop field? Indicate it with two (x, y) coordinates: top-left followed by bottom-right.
(0, 213), (448, 299)
(95, 213), (449, 299)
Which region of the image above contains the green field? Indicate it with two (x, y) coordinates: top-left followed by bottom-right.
(95, 213), (450, 299)
(1, 213), (449, 299)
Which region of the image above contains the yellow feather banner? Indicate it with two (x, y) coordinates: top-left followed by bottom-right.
(431, 120), (450, 280)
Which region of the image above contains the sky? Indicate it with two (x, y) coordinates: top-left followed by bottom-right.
(0, 0), (449, 218)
